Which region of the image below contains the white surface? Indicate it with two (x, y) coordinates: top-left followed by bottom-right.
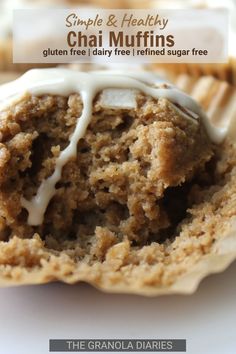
(0, 261), (235, 354)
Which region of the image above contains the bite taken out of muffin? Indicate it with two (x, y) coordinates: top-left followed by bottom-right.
(0, 69), (235, 294)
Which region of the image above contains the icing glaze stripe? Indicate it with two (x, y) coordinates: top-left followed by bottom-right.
(0, 69), (226, 225)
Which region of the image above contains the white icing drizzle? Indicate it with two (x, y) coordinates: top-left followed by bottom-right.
(0, 69), (226, 226)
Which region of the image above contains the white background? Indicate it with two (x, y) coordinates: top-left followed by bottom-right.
(0, 260), (235, 354)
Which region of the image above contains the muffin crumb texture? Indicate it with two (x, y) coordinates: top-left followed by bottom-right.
(0, 90), (235, 294)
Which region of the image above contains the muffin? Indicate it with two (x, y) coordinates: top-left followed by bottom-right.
(0, 69), (235, 295)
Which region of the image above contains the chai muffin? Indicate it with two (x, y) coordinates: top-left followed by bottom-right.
(0, 69), (235, 295)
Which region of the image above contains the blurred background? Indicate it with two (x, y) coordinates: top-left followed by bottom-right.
(0, 0), (235, 86)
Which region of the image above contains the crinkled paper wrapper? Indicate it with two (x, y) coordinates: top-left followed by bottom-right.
(0, 221), (236, 296)
(154, 220), (236, 296)
(108, 220), (236, 296)
(0, 74), (235, 296)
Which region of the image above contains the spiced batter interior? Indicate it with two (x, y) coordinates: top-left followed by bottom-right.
(0, 71), (235, 294)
